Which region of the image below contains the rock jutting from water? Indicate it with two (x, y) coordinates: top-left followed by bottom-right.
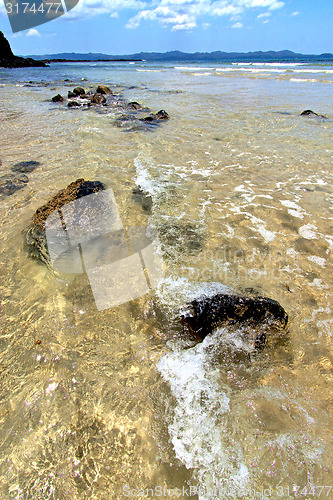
(96, 84), (112, 95)
(0, 31), (47, 68)
(25, 178), (106, 265)
(52, 94), (64, 102)
(300, 109), (327, 119)
(181, 293), (288, 346)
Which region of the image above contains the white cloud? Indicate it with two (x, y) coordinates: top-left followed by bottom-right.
(268, 1), (284, 10)
(63, 0), (285, 31)
(172, 22), (196, 30)
(257, 12), (271, 18)
(231, 21), (243, 28)
(26, 29), (41, 36)
(291, 11), (299, 16)
(65, 0), (147, 21)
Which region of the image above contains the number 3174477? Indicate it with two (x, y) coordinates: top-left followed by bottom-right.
(5, 2), (62, 14)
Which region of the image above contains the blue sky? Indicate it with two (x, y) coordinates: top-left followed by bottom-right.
(1, 0), (332, 55)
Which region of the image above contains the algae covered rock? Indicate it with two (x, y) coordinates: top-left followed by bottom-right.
(25, 179), (106, 266)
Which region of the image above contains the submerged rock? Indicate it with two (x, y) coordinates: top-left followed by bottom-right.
(0, 172), (29, 195)
(114, 114), (155, 132)
(181, 293), (288, 343)
(157, 221), (204, 254)
(12, 160), (40, 173)
(132, 186), (153, 212)
(25, 179), (106, 265)
(300, 109), (327, 119)
(52, 94), (64, 102)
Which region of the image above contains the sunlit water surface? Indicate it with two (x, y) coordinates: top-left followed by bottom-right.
(0, 61), (332, 499)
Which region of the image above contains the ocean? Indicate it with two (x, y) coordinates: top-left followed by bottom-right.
(0, 60), (332, 499)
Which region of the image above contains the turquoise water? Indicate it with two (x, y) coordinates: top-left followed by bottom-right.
(0, 60), (332, 499)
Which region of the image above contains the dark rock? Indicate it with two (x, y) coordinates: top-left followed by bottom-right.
(0, 172), (29, 196)
(25, 179), (106, 265)
(96, 85), (112, 95)
(0, 31), (47, 68)
(52, 94), (64, 102)
(155, 109), (169, 120)
(90, 93), (106, 104)
(181, 293), (288, 341)
(12, 160), (40, 173)
(300, 109), (327, 119)
(141, 109), (169, 124)
(142, 116), (155, 123)
(68, 91), (76, 98)
(73, 87), (85, 96)
(127, 102), (142, 110)
(0, 30), (13, 59)
(68, 101), (81, 108)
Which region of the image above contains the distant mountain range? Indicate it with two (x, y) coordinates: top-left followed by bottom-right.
(26, 49), (333, 62)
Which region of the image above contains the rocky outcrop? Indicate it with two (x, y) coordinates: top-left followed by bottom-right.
(25, 179), (106, 265)
(0, 31), (47, 68)
(181, 293), (288, 345)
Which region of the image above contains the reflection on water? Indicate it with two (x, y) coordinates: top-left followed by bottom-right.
(0, 61), (332, 499)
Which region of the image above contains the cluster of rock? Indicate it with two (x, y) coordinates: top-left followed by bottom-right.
(0, 160), (40, 196)
(0, 31), (47, 68)
(52, 85), (169, 130)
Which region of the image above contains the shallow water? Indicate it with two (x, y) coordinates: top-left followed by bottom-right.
(0, 61), (332, 499)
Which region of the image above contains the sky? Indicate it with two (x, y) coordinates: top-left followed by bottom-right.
(0, 0), (332, 56)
